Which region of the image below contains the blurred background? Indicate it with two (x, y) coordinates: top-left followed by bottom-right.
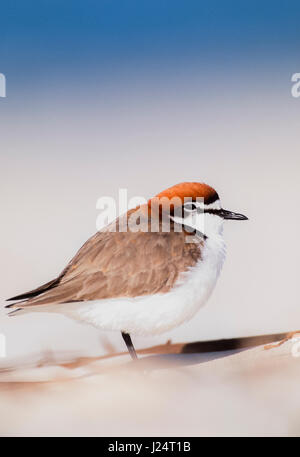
(1, 0), (300, 359)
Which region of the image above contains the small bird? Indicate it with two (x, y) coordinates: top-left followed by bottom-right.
(6, 182), (247, 359)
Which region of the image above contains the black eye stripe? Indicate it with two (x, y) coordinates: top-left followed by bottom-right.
(182, 205), (221, 215)
(183, 203), (197, 211)
(183, 207), (223, 217)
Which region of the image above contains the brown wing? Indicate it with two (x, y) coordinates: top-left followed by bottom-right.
(7, 210), (202, 309)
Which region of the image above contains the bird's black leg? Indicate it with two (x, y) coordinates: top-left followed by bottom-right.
(121, 332), (138, 360)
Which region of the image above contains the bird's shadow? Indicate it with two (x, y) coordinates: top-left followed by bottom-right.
(130, 348), (248, 370)
(123, 331), (297, 371)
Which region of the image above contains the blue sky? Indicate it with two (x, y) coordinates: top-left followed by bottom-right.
(1, 0), (300, 86)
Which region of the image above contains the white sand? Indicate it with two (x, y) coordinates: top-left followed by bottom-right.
(1, 338), (300, 437)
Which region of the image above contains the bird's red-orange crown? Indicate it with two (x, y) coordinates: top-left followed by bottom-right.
(152, 182), (219, 205)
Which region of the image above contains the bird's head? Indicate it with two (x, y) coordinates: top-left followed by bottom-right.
(148, 182), (248, 238)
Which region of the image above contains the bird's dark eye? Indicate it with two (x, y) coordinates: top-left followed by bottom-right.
(184, 203), (197, 211)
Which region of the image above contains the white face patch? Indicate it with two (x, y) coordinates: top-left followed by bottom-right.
(170, 199), (224, 237)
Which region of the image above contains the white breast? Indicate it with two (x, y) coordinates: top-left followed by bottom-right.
(60, 235), (226, 336)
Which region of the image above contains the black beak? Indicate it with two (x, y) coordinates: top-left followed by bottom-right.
(220, 209), (248, 220)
